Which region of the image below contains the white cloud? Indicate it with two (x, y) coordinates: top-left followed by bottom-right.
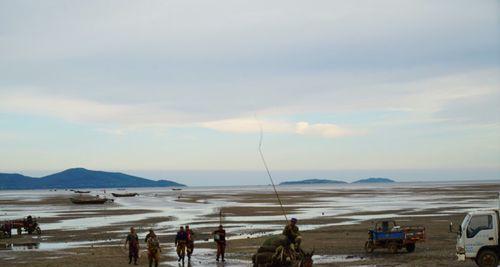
(95, 128), (126, 136)
(0, 91), (194, 126)
(0, 92), (129, 123)
(0, 1), (498, 136)
(201, 118), (292, 134)
(1, 67), (498, 136)
(0, 92), (359, 138)
(295, 122), (356, 138)
(201, 118), (358, 139)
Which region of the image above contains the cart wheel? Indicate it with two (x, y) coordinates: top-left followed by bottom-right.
(405, 243), (416, 253)
(35, 227), (42, 235)
(388, 242), (399, 254)
(364, 241), (374, 253)
(17, 228), (22, 235)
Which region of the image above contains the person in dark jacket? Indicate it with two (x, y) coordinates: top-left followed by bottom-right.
(213, 225), (226, 262)
(3, 221), (12, 238)
(124, 227), (139, 265)
(283, 218), (301, 250)
(175, 226), (188, 263)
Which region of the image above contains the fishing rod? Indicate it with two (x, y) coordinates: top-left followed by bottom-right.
(219, 209), (223, 225)
(258, 122), (289, 224)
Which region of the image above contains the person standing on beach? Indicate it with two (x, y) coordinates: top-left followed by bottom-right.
(186, 225), (195, 260)
(124, 227), (140, 265)
(283, 218), (302, 251)
(3, 221), (12, 238)
(175, 226), (188, 263)
(145, 229), (161, 267)
(213, 225), (226, 262)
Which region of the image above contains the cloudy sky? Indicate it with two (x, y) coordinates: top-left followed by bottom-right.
(1, 0), (499, 185)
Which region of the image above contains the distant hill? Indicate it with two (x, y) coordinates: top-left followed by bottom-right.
(353, 177), (395, 183)
(0, 173), (38, 189)
(280, 179), (347, 185)
(0, 168), (185, 190)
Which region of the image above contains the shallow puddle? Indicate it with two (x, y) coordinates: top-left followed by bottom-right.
(0, 240), (120, 251)
(313, 254), (366, 263)
(162, 247), (251, 267)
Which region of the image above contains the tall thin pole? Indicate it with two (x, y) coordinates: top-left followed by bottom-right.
(219, 209), (222, 225)
(259, 122), (288, 224)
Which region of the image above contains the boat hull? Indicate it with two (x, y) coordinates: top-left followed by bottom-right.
(70, 198), (108, 204)
(111, 193), (138, 197)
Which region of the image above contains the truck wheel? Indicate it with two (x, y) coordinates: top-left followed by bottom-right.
(477, 249), (499, 267)
(388, 242), (399, 254)
(364, 241), (374, 253)
(405, 243), (416, 253)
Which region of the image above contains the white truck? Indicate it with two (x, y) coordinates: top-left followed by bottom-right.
(452, 194), (500, 267)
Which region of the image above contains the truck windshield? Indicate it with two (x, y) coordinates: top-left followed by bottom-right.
(466, 214), (493, 238)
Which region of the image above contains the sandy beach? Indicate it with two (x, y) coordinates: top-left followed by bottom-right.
(1, 182), (500, 266)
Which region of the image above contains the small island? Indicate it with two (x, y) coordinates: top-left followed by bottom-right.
(279, 179), (347, 185)
(279, 177), (396, 185)
(353, 177), (395, 183)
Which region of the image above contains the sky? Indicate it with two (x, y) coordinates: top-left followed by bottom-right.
(0, 0), (499, 185)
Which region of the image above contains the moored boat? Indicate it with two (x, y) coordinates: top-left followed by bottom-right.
(70, 197), (109, 204)
(74, 190), (90, 194)
(111, 193), (138, 197)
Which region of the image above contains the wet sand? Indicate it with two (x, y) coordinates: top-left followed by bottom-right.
(1, 182), (499, 266)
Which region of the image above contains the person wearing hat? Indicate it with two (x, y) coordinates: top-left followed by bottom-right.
(283, 218), (302, 251)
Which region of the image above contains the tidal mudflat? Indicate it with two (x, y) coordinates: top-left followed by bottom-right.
(1, 181), (499, 266)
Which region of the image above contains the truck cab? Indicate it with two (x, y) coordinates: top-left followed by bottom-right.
(455, 209), (500, 267)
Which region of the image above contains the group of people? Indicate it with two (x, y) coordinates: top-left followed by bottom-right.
(123, 219), (301, 266)
(124, 224), (227, 266)
(124, 227), (162, 267)
(1, 215), (38, 238)
(174, 225), (195, 263)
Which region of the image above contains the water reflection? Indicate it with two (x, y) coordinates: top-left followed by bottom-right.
(2, 242), (40, 250)
(0, 240), (120, 251)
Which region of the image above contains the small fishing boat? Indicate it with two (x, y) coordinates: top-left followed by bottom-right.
(70, 197), (109, 204)
(74, 190), (90, 194)
(111, 193), (138, 197)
